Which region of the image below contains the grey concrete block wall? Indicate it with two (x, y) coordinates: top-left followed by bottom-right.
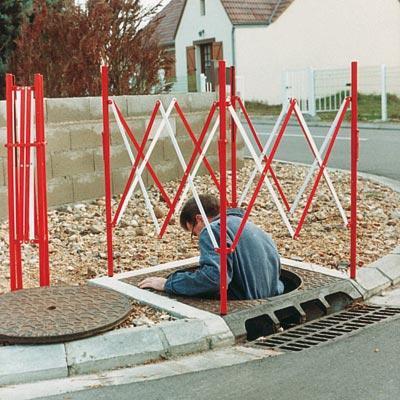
(0, 92), (245, 214)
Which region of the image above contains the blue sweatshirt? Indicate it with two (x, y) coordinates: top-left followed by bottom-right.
(164, 208), (284, 300)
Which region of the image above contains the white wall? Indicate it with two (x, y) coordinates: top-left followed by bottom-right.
(175, 0), (233, 90)
(235, 0), (400, 104)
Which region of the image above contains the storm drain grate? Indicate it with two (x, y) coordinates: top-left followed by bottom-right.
(252, 304), (400, 352)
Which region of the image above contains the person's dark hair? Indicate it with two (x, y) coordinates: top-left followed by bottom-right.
(179, 194), (220, 231)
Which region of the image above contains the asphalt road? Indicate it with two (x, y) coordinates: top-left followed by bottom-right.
(244, 121), (400, 181)
(89, 314), (400, 400)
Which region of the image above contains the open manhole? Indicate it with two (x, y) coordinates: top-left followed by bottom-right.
(122, 262), (361, 340)
(280, 269), (302, 293)
(250, 304), (400, 352)
(0, 285), (133, 344)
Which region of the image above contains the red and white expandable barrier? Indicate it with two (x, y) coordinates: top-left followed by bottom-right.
(101, 61), (359, 315)
(5, 74), (50, 291)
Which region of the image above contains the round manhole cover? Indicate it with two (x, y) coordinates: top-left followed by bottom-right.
(0, 285), (133, 344)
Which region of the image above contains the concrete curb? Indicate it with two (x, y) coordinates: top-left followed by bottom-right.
(0, 168), (398, 387)
(0, 344), (67, 386)
(0, 346), (280, 400)
(0, 259), (234, 386)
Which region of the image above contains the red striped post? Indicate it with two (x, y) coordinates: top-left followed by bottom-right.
(101, 66), (114, 277)
(34, 74), (50, 286)
(230, 66), (237, 207)
(5, 74), (18, 291)
(350, 61), (358, 279)
(218, 60), (228, 315)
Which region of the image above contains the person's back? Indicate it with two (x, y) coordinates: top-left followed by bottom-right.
(139, 195), (284, 300)
(200, 208), (284, 300)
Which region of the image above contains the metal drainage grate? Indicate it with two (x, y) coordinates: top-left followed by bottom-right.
(252, 304), (400, 353)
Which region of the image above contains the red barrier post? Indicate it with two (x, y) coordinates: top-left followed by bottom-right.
(18, 88), (26, 244)
(230, 66), (237, 207)
(24, 88), (32, 241)
(34, 74), (50, 286)
(350, 61), (358, 279)
(101, 66), (114, 277)
(5, 74), (18, 291)
(218, 60), (228, 315)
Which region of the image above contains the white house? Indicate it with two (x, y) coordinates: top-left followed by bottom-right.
(155, 0), (400, 104)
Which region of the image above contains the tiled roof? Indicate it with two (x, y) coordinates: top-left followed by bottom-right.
(221, 0), (294, 25)
(152, 0), (185, 46)
(153, 0), (294, 45)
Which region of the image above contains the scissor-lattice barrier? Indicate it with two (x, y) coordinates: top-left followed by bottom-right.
(101, 61), (359, 315)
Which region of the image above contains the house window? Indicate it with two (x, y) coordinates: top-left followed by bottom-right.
(200, 0), (205, 16)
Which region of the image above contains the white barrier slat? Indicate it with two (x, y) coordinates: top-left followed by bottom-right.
(116, 100), (175, 225)
(176, 116), (220, 214)
(239, 102), (288, 206)
(229, 106), (295, 238)
(294, 103), (348, 226)
(290, 99), (348, 216)
(29, 90), (36, 240)
(159, 102), (219, 249)
(110, 102), (160, 234)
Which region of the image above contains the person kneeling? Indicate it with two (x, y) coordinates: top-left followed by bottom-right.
(139, 194), (284, 299)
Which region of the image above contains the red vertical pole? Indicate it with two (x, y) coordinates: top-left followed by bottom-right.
(230, 66), (237, 207)
(14, 87), (23, 289)
(5, 74), (17, 291)
(34, 74), (50, 286)
(350, 62), (358, 279)
(24, 88), (32, 241)
(18, 88), (26, 243)
(101, 66), (114, 277)
(218, 61), (228, 315)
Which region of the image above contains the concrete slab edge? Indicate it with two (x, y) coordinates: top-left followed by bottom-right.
(89, 277), (235, 352)
(0, 276), (233, 386)
(0, 346), (280, 400)
(0, 344), (68, 386)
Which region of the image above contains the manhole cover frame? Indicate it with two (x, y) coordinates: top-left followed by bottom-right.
(0, 285), (134, 345)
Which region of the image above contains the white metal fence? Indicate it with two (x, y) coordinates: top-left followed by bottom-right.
(283, 65), (400, 120)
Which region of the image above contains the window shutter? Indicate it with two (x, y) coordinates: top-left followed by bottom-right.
(212, 42), (223, 61)
(186, 46), (196, 74)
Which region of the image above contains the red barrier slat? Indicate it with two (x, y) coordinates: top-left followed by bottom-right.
(112, 101), (172, 208)
(237, 97), (291, 211)
(293, 98), (351, 239)
(112, 101), (161, 226)
(174, 102), (220, 190)
(230, 100), (296, 252)
(158, 102), (217, 238)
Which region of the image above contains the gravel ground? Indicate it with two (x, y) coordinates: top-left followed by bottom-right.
(116, 300), (175, 329)
(0, 160), (399, 300)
